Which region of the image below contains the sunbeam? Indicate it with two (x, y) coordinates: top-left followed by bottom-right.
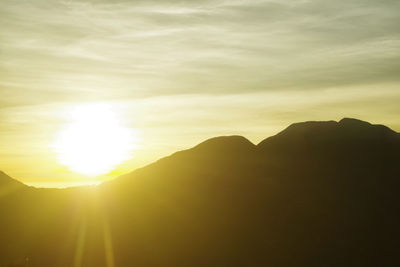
(73, 218), (87, 267)
(102, 217), (115, 267)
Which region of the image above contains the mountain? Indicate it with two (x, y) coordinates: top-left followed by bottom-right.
(259, 118), (399, 157)
(1, 118), (400, 267)
(0, 171), (25, 188)
(0, 171), (27, 206)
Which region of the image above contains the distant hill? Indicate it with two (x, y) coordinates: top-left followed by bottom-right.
(0, 171), (25, 187)
(0, 171), (27, 200)
(1, 118), (399, 267)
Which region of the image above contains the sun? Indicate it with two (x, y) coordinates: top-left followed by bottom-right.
(53, 103), (138, 177)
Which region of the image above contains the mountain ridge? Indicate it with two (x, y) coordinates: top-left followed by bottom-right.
(1, 117), (400, 266)
(1, 118), (399, 188)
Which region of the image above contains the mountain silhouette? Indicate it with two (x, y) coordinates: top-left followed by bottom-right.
(0, 171), (27, 202)
(0, 171), (25, 187)
(0, 118), (399, 267)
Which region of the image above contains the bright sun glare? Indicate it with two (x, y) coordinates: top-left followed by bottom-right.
(53, 103), (137, 177)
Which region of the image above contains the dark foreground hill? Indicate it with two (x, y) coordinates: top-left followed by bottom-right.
(1, 118), (400, 267)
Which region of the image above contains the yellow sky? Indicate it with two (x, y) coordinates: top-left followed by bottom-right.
(0, 0), (399, 187)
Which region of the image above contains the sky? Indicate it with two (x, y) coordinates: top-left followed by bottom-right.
(0, 0), (399, 187)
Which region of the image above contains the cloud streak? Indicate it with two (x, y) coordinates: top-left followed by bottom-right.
(1, 0), (399, 106)
(0, 0), (399, 184)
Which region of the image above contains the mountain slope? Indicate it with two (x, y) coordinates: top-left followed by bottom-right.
(258, 118), (399, 156)
(1, 118), (400, 267)
(0, 171), (25, 188)
(103, 118), (400, 267)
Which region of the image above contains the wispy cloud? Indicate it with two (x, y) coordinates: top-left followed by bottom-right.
(0, 0), (399, 183)
(1, 0), (399, 106)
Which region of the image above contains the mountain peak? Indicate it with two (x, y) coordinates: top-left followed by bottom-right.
(339, 117), (372, 127)
(192, 135), (255, 153)
(283, 120), (337, 132)
(257, 118), (399, 152)
(338, 118), (397, 136)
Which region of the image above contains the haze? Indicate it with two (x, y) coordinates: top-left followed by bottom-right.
(0, 0), (399, 186)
